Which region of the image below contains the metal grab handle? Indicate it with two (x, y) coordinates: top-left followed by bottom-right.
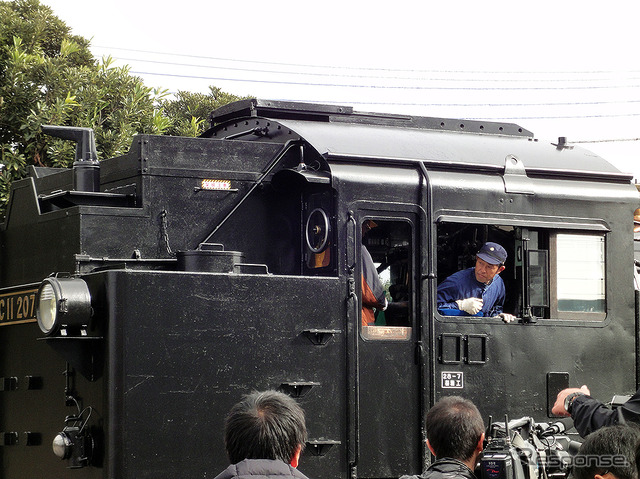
(346, 211), (357, 275)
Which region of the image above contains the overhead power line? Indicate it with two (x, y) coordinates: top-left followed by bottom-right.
(112, 55), (640, 84)
(570, 138), (640, 144)
(129, 69), (640, 91)
(94, 45), (640, 76)
(91, 45), (640, 124)
(273, 98), (640, 108)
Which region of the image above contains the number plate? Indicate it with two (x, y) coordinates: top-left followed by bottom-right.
(0, 288), (38, 326)
(441, 372), (464, 389)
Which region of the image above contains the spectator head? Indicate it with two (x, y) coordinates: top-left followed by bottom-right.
(426, 396), (485, 464)
(224, 390), (307, 467)
(572, 425), (640, 479)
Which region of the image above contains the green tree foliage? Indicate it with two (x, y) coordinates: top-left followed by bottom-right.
(0, 0), (246, 216)
(159, 86), (249, 137)
(0, 0), (162, 209)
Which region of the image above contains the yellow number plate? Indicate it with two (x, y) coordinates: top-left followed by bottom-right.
(0, 288), (38, 326)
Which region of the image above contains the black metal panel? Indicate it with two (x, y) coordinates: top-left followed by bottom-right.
(433, 318), (636, 421)
(0, 137), (295, 287)
(0, 320), (104, 479)
(103, 270), (346, 479)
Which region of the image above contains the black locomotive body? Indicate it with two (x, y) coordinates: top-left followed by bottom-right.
(0, 99), (638, 479)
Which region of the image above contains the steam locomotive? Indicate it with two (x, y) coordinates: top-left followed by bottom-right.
(1, 99), (638, 479)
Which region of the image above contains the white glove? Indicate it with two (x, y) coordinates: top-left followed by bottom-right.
(497, 313), (516, 323)
(455, 297), (483, 315)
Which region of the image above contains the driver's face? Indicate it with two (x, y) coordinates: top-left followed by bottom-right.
(474, 257), (504, 284)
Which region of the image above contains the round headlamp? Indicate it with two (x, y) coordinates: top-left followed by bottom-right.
(36, 277), (92, 336)
(52, 431), (73, 459)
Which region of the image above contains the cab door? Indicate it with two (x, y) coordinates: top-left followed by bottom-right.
(349, 204), (424, 478)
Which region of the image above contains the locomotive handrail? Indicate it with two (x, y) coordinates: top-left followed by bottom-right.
(346, 211), (357, 276)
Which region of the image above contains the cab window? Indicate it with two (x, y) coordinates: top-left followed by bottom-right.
(437, 223), (607, 321)
(551, 233), (605, 318)
(360, 219), (412, 340)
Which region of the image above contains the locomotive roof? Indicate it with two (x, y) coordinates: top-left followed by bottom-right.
(209, 99), (633, 182)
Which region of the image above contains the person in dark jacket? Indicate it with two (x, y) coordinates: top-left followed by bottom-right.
(401, 396), (484, 479)
(214, 390), (310, 479)
(552, 385), (640, 437)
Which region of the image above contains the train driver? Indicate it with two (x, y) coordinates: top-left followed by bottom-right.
(436, 242), (515, 323)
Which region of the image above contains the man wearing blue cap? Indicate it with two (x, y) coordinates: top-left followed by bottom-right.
(437, 242), (515, 322)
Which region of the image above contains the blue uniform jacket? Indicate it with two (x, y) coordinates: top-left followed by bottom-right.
(436, 267), (505, 317)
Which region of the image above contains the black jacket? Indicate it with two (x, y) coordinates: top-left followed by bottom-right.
(214, 459), (310, 479)
(400, 458), (477, 479)
(571, 387), (640, 437)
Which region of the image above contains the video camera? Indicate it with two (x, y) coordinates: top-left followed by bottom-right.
(479, 416), (581, 479)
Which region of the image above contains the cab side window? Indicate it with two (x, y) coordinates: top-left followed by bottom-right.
(437, 223), (607, 321)
(361, 219), (412, 340)
(551, 233), (605, 319)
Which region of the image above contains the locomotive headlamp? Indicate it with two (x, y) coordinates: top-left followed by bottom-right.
(52, 425), (93, 468)
(36, 277), (92, 336)
(52, 430), (73, 459)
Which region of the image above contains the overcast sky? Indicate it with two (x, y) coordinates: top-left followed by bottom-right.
(41, 0), (640, 181)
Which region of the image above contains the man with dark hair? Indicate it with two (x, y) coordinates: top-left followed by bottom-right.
(402, 396), (485, 479)
(214, 390), (310, 479)
(572, 425), (640, 479)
